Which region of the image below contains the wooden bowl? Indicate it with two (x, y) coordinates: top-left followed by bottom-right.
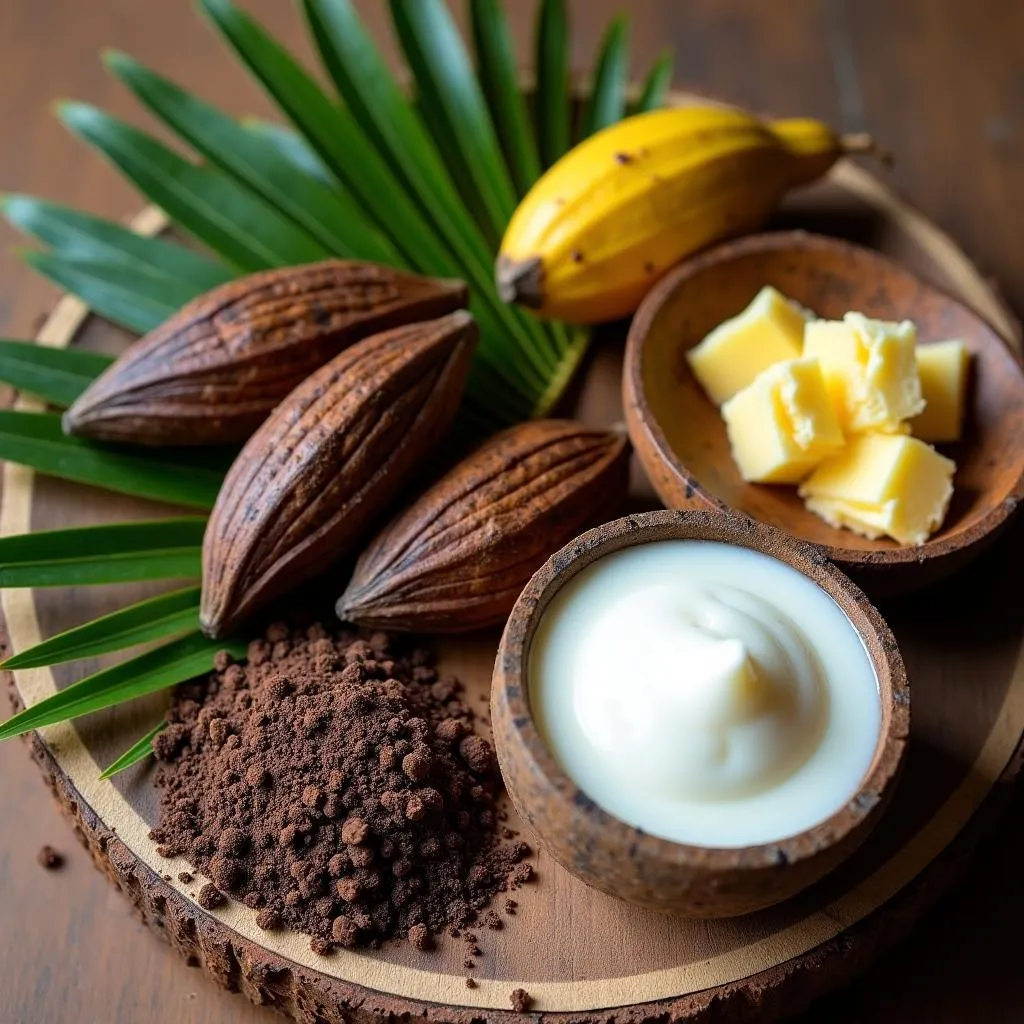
(491, 509), (909, 917)
(622, 231), (1024, 593)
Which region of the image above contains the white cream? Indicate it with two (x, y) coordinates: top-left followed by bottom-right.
(529, 540), (881, 847)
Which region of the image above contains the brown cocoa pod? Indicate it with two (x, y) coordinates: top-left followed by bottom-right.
(337, 420), (630, 632)
(200, 310), (477, 638)
(63, 260), (468, 446)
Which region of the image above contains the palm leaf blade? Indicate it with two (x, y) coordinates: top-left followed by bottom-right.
(0, 518), (205, 587)
(408, 92), (496, 241)
(98, 719), (166, 780)
(532, 324), (592, 417)
(301, 0), (560, 392)
(580, 15), (631, 139)
(0, 631), (246, 741)
(0, 195), (232, 292)
(59, 102), (331, 272)
(21, 251), (185, 334)
(633, 49), (673, 114)
(303, 0), (499, 260)
(387, 0), (518, 242)
(198, 0), (450, 275)
(5, 586), (201, 669)
(0, 412), (225, 510)
(469, 0), (542, 197)
(0, 341), (113, 407)
(242, 118), (334, 186)
(535, 0), (571, 167)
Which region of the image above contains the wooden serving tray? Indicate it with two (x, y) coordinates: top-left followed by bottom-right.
(5, 158), (1024, 1024)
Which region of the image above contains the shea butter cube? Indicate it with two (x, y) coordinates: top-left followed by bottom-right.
(687, 286), (807, 405)
(804, 312), (924, 433)
(722, 358), (845, 483)
(910, 340), (970, 443)
(799, 434), (955, 546)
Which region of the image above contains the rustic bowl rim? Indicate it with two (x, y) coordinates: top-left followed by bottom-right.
(493, 509), (910, 873)
(622, 229), (1024, 568)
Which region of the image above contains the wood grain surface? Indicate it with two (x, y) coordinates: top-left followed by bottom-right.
(2, 2), (1024, 1022)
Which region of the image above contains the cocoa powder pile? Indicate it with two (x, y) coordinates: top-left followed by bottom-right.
(150, 623), (532, 951)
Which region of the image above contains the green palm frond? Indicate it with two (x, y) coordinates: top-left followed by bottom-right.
(22, 250), (198, 333)
(105, 50), (402, 265)
(298, 0), (558, 417)
(632, 49), (674, 114)
(0, 0), (673, 745)
(579, 14), (631, 139)
(0, 519), (204, 588)
(0, 340), (112, 407)
(98, 719), (167, 780)
(469, 0), (542, 197)
(60, 101), (332, 272)
(199, 0), (450, 274)
(388, 0), (519, 246)
(1, 195), (232, 291)
(535, 0), (571, 168)
(0, 412), (228, 508)
(4, 586), (200, 670)
(241, 118), (334, 186)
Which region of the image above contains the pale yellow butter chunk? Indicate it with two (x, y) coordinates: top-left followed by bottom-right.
(910, 340), (970, 443)
(803, 312), (924, 433)
(722, 358), (845, 483)
(799, 434), (955, 546)
(687, 286), (807, 405)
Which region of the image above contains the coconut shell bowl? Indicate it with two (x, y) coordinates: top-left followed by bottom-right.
(491, 510), (909, 917)
(622, 231), (1024, 594)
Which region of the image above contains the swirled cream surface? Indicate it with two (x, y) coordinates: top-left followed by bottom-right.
(529, 540), (880, 847)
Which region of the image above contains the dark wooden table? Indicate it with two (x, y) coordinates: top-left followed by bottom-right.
(2, 2), (1023, 1021)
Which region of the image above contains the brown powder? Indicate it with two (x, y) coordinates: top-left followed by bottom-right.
(150, 623), (532, 950)
(36, 845), (63, 870)
(510, 988), (533, 1012)
(198, 883), (225, 910)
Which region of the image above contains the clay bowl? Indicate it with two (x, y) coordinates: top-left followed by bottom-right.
(623, 231), (1024, 594)
(492, 509), (909, 917)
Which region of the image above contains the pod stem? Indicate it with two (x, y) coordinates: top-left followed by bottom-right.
(496, 255), (545, 309)
(839, 133), (894, 168)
